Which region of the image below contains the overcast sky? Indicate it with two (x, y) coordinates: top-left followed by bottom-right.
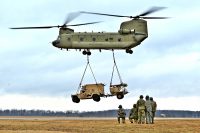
(0, 0), (200, 111)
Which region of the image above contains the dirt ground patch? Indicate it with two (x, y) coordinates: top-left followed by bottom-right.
(0, 117), (199, 133)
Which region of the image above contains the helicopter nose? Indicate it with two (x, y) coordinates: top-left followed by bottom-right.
(52, 40), (60, 47)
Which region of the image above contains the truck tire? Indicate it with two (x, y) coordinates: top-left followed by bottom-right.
(72, 95), (80, 103)
(92, 94), (100, 102)
(117, 92), (124, 99)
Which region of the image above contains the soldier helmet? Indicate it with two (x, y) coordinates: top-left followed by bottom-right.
(139, 95), (143, 99)
(145, 95), (149, 100)
(118, 105), (122, 108)
(150, 97), (153, 101)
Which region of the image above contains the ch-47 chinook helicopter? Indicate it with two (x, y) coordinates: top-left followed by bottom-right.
(10, 7), (168, 55)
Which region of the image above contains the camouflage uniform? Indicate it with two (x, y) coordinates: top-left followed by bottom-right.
(137, 95), (146, 124)
(150, 97), (157, 124)
(145, 95), (152, 124)
(117, 105), (126, 124)
(129, 104), (138, 123)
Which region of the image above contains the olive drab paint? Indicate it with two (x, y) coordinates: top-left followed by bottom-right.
(55, 19), (148, 51)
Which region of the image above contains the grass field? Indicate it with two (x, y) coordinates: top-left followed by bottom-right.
(0, 117), (199, 133)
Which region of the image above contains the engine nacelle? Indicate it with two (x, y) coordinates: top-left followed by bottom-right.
(118, 29), (135, 34)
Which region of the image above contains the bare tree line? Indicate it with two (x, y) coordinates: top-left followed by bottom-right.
(0, 109), (199, 117)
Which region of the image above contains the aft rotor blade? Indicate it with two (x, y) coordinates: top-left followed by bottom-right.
(64, 12), (81, 25)
(140, 16), (169, 19)
(81, 11), (130, 18)
(10, 25), (61, 29)
(81, 6), (167, 19)
(137, 6), (167, 17)
(67, 21), (102, 26)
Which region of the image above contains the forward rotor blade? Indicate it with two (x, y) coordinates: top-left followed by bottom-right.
(10, 25), (61, 29)
(137, 6), (167, 17)
(67, 21), (102, 26)
(10, 21), (101, 30)
(64, 12), (81, 25)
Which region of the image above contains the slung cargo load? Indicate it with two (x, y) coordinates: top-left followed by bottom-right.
(110, 83), (128, 99)
(71, 53), (129, 103)
(71, 83), (105, 103)
(109, 51), (129, 100)
(71, 83), (128, 103)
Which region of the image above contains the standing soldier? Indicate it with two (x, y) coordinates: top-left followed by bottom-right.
(150, 97), (157, 124)
(145, 95), (152, 124)
(117, 105), (126, 124)
(137, 95), (146, 124)
(129, 104), (138, 123)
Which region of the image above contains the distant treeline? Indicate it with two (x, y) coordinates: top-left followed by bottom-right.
(0, 109), (199, 118)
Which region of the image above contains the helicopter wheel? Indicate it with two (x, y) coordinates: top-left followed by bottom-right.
(87, 51), (91, 55)
(126, 49), (133, 54)
(82, 50), (91, 55)
(82, 50), (87, 55)
(129, 50), (133, 54)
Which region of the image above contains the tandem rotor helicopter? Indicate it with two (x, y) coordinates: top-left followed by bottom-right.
(10, 6), (168, 55)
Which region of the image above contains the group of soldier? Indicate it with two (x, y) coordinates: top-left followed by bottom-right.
(117, 95), (157, 124)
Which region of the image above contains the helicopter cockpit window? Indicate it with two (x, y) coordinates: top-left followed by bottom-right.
(92, 38), (96, 41)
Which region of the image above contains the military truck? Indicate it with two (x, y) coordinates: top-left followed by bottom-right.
(71, 83), (128, 103)
(110, 83), (128, 99)
(71, 83), (105, 103)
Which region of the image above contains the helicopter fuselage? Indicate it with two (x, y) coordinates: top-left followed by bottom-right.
(52, 19), (148, 54)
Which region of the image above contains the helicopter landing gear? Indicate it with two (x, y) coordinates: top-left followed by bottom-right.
(126, 49), (133, 54)
(82, 50), (91, 55)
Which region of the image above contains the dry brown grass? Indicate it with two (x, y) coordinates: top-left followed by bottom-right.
(0, 117), (199, 133)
